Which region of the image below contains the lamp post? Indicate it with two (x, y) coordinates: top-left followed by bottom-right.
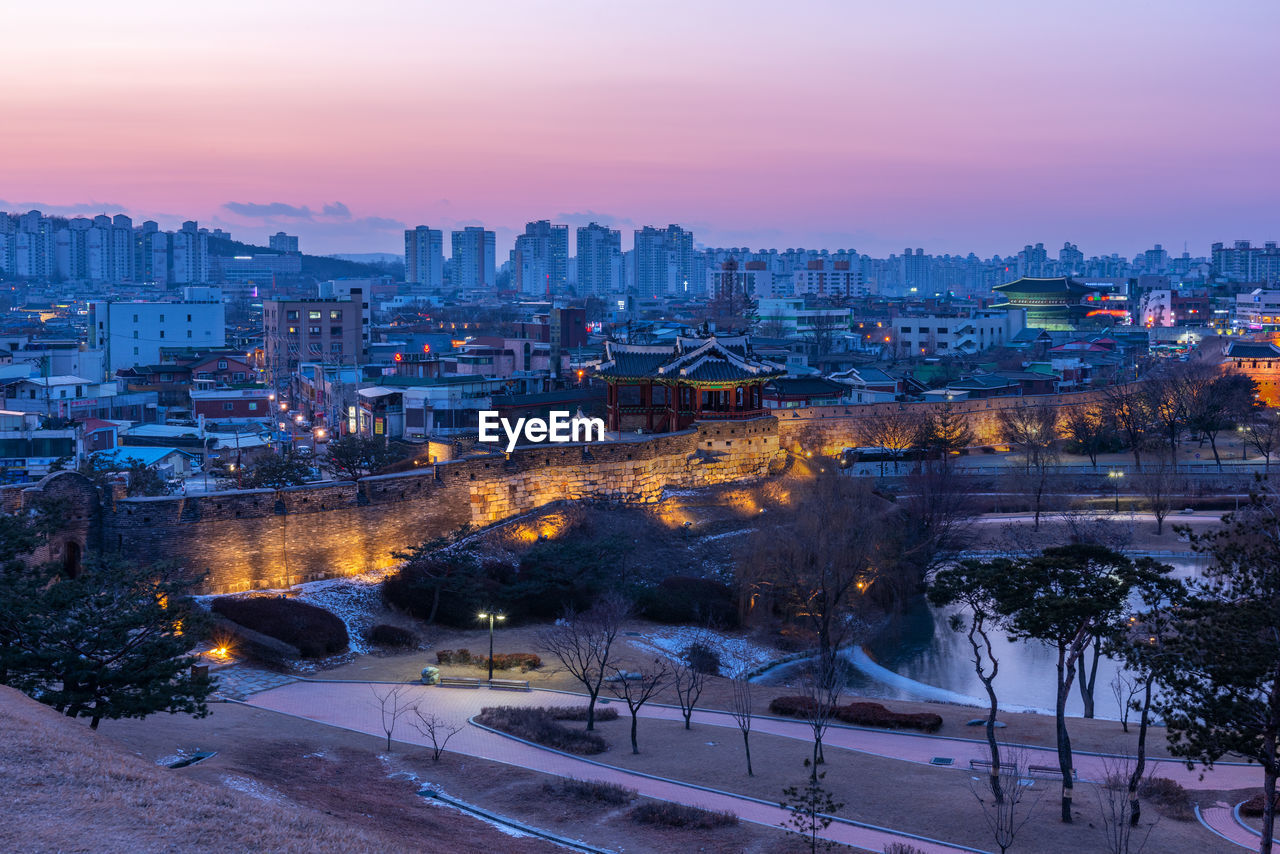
(477, 611), (505, 681)
(1107, 469), (1124, 513)
(1239, 425), (1248, 461)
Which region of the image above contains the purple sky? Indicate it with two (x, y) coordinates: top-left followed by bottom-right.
(2, 0), (1277, 257)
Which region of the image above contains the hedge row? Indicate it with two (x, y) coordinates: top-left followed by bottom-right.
(628, 802), (738, 829)
(367, 624), (417, 648)
(210, 596), (348, 658)
(768, 696), (943, 733)
(435, 649), (541, 671)
(475, 706), (608, 754)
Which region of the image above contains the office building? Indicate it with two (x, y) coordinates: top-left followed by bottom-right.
(263, 291), (369, 376)
(88, 291), (227, 376)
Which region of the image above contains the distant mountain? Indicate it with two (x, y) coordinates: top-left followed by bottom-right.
(327, 252), (402, 264)
(207, 236), (402, 280)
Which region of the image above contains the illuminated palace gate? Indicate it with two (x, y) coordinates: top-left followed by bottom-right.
(596, 334), (785, 433)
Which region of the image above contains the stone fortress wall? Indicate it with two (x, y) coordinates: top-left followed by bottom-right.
(4, 389), (1111, 595)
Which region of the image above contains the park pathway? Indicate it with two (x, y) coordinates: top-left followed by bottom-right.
(246, 681), (1272, 852)
(248, 680), (984, 854)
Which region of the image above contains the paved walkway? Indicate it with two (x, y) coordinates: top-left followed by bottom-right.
(245, 680), (1269, 853)
(247, 680), (984, 854)
(212, 665), (296, 700)
(1198, 801), (1279, 850)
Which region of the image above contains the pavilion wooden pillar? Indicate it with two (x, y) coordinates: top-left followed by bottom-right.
(644, 382), (653, 431)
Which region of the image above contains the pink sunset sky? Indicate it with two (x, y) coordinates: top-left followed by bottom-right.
(2, 0), (1277, 258)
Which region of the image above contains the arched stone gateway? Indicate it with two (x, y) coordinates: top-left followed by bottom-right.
(2, 470), (102, 570)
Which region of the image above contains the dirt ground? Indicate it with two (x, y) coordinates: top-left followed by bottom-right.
(101, 700), (809, 854)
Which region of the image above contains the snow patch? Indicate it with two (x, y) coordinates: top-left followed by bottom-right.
(627, 627), (780, 677)
(221, 775), (286, 803)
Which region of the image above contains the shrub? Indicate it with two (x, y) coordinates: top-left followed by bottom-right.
(835, 702), (943, 733)
(436, 648), (474, 665)
(1137, 776), (1193, 821)
(547, 705), (619, 722)
(367, 624), (417, 648)
(489, 652), (542, 672)
(884, 845), (928, 854)
(682, 642), (721, 675)
(769, 695), (819, 717)
(475, 706), (608, 755)
(1241, 790), (1280, 818)
(628, 802), (738, 829)
(768, 696), (942, 733)
(541, 778), (635, 806)
(637, 576), (738, 626)
(210, 596), (348, 658)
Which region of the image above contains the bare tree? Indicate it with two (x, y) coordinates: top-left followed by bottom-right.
(370, 684), (417, 752)
(746, 474), (887, 676)
(1105, 385), (1153, 470)
(605, 657), (671, 754)
(539, 594), (630, 731)
(800, 657), (843, 775)
(410, 707), (464, 760)
(1095, 757), (1158, 854)
(970, 747), (1041, 854)
(729, 664), (755, 776)
(858, 408), (927, 475)
(1137, 463), (1175, 535)
(1063, 404), (1115, 470)
(671, 629), (711, 730)
(1247, 409), (1280, 474)
(1110, 671), (1142, 735)
(998, 405), (1060, 530)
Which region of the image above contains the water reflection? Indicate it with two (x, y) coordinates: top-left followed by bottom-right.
(761, 556), (1208, 721)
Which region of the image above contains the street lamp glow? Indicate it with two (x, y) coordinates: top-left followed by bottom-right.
(478, 612), (506, 681)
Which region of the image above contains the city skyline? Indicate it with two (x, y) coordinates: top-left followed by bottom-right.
(3, 1), (1277, 258)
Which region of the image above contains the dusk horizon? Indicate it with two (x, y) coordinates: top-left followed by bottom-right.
(4, 0), (1277, 258)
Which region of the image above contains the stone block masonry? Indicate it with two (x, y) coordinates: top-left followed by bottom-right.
(4, 390), (1111, 595)
(4, 418), (782, 595)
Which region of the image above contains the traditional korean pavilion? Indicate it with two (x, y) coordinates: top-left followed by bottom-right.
(991, 277), (1095, 330)
(596, 334), (786, 433)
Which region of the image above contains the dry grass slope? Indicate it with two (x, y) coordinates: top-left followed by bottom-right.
(1, 687), (409, 853)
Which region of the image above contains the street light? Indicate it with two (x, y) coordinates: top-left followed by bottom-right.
(1107, 469), (1124, 513)
(477, 611), (506, 681)
(1239, 425), (1248, 461)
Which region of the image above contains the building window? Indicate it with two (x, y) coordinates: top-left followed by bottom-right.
(330, 310), (342, 320)
(159, 314), (165, 322)
(218, 361), (228, 369)
(223, 402), (234, 411)
(159, 331), (165, 339)
(309, 326), (321, 334)
(248, 402), (258, 411)
(331, 343), (343, 353)
(286, 310), (299, 320)
(309, 311), (322, 320)
(331, 326), (342, 335)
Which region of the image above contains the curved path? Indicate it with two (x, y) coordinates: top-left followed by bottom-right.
(248, 680), (983, 854)
(247, 681), (1264, 852)
(1196, 801), (1279, 851)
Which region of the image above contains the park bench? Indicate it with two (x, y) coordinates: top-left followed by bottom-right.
(487, 678), (531, 691)
(967, 759), (1075, 781)
(438, 676), (482, 688)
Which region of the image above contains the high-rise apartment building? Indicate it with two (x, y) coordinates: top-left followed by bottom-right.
(633, 225), (700, 298)
(269, 232), (300, 254)
(404, 226), (444, 289)
(450, 226), (496, 290)
(575, 222), (622, 296)
(512, 220), (568, 295)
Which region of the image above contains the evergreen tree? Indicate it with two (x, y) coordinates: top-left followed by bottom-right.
(16, 557), (214, 730)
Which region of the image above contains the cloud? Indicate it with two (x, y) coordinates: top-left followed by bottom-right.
(322, 201), (351, 218)
(0, 199), (126, 216)
(354, 215), (406, 230)
(222, 201), (314, 219)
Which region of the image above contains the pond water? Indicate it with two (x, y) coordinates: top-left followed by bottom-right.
(759, 555), (1208, 721)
